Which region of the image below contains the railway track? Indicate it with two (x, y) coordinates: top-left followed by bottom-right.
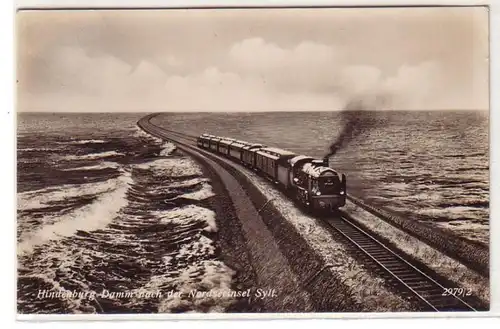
(326, 215), (477, 311)
(138, 114), (479, 312)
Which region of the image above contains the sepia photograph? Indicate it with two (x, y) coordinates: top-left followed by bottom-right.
(16, 6), (490, 315)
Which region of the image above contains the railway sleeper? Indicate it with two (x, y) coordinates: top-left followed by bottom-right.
(381, 262), (411, 268)
(361, 254), (396, 261)
(343, 232), (366, 238)
(386, 270), (415, 276)
(362, 251), (394, 257)
(391, 278), (431, 287)
(406, 283), (439, 290)
(392, 275), (431, 283)
(352, 244), (379, 250)
(356, 245), (386, 251)
(375, 259), (405, 265)
(418, 290), (449, 298)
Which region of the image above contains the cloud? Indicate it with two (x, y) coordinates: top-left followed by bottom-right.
(162, 66), (344, 111)
(18, 36), (484, 112)
(228, 38), (340, 94)
(19, 45), (345, 112)
(381, 61), (444, 110)
(229, 38), (337, 71)
(17, 8), (488, 112)
(227, 38), (450, 110)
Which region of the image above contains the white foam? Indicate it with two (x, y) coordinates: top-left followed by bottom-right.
(17, 172), (132, 256)
(167, 183), (215, 201)
(416, 206), (485, 220)
(17, 272), (86, 311)
(177, 235), (216, 259)
(435, 221), (488, 231)
(18, 176), (121, 211)
(18, 147), (57, 152)
(134, 158), (203, 177)
(59, 139), (107, 145)
(160, 142), (177, 156)
(62, 151), (124, 161)
(133, 127), (164, 144)
(112, 200), (232, 312)
(60, 162), (120, 172)
(154, 205), (217, 233)
(157, 261), (235, 313)
(168, 177), (210, 189)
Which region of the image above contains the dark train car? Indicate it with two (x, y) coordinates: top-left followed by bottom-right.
(255, 149), (279, 178)
(197, 134), (212, 148)
(255, 147), (296, 184)
(218, 138), (236, 156)
(208, 136), (222, 152)
(241, 144), (264, 168)
(228, 140), (250, 161)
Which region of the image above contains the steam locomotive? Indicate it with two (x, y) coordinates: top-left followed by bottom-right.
(196, 134), (347, 212)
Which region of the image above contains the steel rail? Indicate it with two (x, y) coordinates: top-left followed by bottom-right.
(327, 215), (477, 311)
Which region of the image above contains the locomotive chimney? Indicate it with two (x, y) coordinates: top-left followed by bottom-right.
(323, 156), (330, 167)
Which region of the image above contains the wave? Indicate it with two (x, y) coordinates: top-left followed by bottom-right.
(57, 139), (107, 145)
(168, 177), (210, 189)
(17, 171), (132, 256)
(159, 143), (177, 156)
(416, 206), (486, 221)
(60, 162), (120, 172)
(119, 205), (233, 312)
(157, 261), (235, 312)
(18, 175), (123, 211)
(165, 183), (215, 201)
(152, 205), (218, 233)
(437, 199), (489, 209)
(17, 129), (238, 312)
(443, 152), (486, 158)
(61, 151), (125, 161)
(133, 127), (164, 144)
(18, 147), (58, 152)
(134, 158), (203, 177)
(455, 167), (489, 172)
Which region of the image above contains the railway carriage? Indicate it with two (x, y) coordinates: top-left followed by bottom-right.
(208, 136), (222, 152)
(228, 140), (250, 161)
(241, 144), (264, 168)
(218, 138), (236, 156)
(255, 147), (296, 185)
(197, 134), (213, 148)
(255, 150), (278, 179)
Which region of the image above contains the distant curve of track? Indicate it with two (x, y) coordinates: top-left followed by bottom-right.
(137, 114), (479, 312)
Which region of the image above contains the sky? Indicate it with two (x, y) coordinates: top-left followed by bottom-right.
(16, 7), (489, 112)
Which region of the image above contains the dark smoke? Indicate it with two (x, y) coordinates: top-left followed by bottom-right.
(325, 95), (388, 159)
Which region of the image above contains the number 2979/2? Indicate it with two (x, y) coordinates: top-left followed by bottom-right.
(442, 288), (472, 297)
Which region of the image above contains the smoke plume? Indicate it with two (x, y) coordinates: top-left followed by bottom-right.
(325, 94), (389, 158)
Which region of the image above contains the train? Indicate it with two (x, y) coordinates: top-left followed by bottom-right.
(196, 133), (347, 213)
